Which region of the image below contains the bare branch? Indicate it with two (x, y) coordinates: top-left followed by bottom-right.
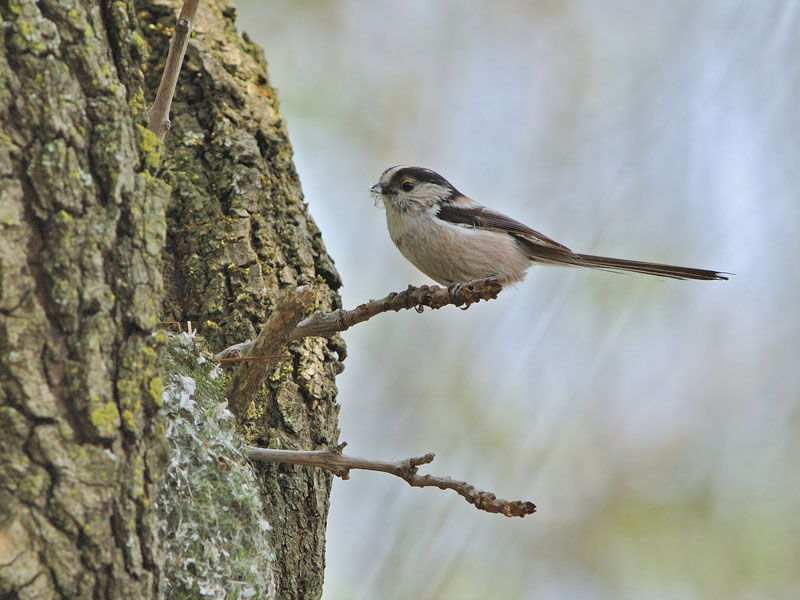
(147, 0), (200, 140)
(226, 286), (315, 419)
(215, 278), (502, 361)
(214, 340), (256, 362)
(212, 354), (292, 364)
(246, 443), (536, 518)
(293, 277), (501, 338)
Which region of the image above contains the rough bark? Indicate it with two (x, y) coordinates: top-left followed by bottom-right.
(139, 1), (344, 598)
(2, 0), (342, 598)
(0, 1), (170, 598)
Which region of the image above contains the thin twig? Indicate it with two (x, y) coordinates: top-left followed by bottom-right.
(212, 354), (292, 364)
(246, 442), (536, 518)
(147, 0), (200, 140)
(214, 340), (256, 362)
(215, 278), (502, 361)
(226, 286), (315, 419)
(158, 319), (184, 332)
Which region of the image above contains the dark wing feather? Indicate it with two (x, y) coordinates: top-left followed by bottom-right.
(436, 204), (571, 251)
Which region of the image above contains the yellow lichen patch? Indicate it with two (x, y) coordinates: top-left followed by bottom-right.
(245, 399), (265, 424)
(133, 455), (145, 497)
(56, 209), (74, 225)
(90, 402), (120, 438)
(122, 408), (136, 429)
(116, 378), (139, 397)
(137, 124), (162, 171)
(149, 377), (164, 407)
(18, 21), (33, 37)
(130, 89), (146, 115)
(268, 361), (293, 382)
(131, 31), (147, 55)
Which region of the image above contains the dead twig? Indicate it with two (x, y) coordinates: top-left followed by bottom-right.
(214, 340), (255, 362)
(211, 354), (292, 364)
(147, 0), (200, 140)
(226, 286), (315, 419)
(246, 442), (536, 518)
(215, 278), (502, 361)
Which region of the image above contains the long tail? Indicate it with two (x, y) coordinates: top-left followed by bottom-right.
(565, 253), (729, 280)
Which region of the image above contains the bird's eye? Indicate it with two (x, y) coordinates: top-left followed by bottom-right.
(400, 181), (414, 192)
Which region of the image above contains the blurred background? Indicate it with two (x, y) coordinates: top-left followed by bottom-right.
(238, 2), (799, 598)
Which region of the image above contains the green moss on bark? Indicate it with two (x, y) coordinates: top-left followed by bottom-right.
(139, 2), (344, 598)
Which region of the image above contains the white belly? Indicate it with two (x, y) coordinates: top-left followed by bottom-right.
(385, 207), (530, 285)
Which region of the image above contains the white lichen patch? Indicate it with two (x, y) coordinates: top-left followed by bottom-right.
(158, 333), (275, 600)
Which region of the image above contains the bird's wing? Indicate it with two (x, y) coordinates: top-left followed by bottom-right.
(436, 198), (728, 280)
(436, 201), (572, 252)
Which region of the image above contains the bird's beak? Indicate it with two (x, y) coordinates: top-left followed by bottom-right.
(370, 183), (384, 195)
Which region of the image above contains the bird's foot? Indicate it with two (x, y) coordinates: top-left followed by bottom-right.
(447, 277), (503, 308)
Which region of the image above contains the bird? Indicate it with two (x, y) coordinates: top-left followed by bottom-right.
(370, 166), (728, 286)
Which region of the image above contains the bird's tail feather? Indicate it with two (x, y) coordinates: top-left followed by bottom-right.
(561, 253), (729, 281)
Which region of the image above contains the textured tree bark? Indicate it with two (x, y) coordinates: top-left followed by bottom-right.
(1, 0), (342, 599)
(139, 1), (344, 598)
(0, 1), (170, 598)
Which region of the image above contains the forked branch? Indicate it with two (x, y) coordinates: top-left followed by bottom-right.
(246, 443), (536, 518)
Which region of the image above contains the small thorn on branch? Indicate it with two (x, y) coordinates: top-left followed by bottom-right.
(245, 444), (536, 518)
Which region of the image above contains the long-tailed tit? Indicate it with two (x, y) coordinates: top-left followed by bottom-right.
(370, 166), (728, 286)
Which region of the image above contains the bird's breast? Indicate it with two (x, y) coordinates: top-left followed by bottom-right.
(385, 208), (530, 285)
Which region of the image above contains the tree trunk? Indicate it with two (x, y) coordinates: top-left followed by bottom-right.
(1, 1), (343, 598)
(0, 1), (170, 597)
